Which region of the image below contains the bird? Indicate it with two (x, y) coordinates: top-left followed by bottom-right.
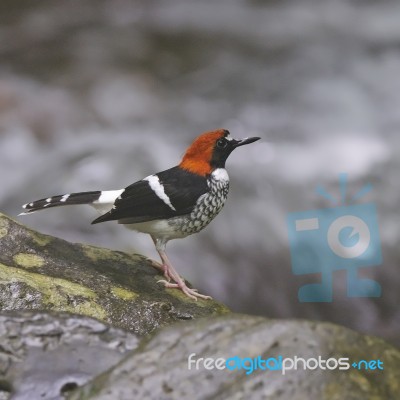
(20, 129), (260, 300)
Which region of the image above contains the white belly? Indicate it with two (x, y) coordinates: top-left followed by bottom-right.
(124, 219), (187, 240)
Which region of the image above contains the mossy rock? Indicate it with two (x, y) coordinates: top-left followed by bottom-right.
(0, 213), (229, 336)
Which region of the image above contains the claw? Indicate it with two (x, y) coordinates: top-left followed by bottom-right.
(157, 279), (212, 301)
(151, 262), (173, 282)
(157, 279), (178, 287)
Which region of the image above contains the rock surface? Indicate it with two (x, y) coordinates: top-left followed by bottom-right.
(0, 213), (229, 336)
(2, 213), (399, 400)
(69, 314), (400, 400)
(0, 310), (139, 400)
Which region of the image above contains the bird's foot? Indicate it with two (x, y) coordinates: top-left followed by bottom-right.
(157, 279), (212, 301)
(150, 261), (173, 282)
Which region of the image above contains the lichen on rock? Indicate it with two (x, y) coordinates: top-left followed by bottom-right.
(0, 212), (229, 336)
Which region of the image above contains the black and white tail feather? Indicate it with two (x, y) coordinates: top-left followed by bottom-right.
(19, 190), (124, 217)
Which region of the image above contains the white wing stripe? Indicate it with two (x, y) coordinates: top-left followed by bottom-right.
(144, 175), (176, 211)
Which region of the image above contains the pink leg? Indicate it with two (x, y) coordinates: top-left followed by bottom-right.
(152, 237), (212, 301)
(148, 259), (171, 280)
(150, 237), (172, 281)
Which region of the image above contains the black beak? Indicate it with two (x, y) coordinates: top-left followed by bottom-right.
(232, 137), (261, 148)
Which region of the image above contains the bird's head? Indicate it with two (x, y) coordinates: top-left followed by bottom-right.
(179, 129), (260, 176)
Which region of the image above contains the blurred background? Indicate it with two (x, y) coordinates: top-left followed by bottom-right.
(1, 0), (399, 346)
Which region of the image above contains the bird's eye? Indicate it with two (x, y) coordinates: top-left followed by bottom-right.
(216, 138), (227, 148)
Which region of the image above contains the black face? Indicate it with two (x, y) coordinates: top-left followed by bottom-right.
(210, 130), (260, 169)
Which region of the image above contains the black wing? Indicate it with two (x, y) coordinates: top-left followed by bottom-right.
(92, 166), (209, 224)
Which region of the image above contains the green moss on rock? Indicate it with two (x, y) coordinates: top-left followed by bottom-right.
(0, 217), (9, 239)
(111, 286), (139, 301)
(0, 212), (230, 336)
(13, 253), (45, 268)
(0, 263), (107, 319)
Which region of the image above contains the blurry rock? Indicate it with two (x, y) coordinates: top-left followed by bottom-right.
(0, 310), (139, 400)
(69, 314), (400, 400)
(0, 213), (229, 336)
